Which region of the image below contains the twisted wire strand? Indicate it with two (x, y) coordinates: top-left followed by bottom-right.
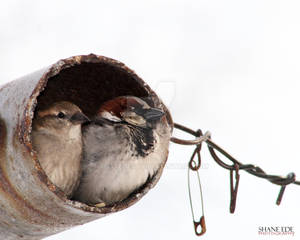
(171, 122), (300, 210)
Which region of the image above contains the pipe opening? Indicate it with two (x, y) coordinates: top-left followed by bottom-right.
(31, 55), (170, 214)
(36, 62), (150, 118)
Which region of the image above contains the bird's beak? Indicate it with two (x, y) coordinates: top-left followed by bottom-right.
(143, 108), (165, 121)
(70, 112), (90, 124)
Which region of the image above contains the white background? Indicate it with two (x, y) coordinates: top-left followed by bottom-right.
(1, 1), (300, 239)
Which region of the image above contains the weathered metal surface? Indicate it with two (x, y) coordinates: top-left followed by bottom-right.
(0, 54), (173, 239)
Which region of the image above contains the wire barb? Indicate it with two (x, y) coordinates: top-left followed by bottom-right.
(229, 164), (240, 213)
(171, 122), (299, 236)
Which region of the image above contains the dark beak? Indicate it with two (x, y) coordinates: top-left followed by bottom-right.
(70, 112), (90, 124)
(143, 108), (165, 121)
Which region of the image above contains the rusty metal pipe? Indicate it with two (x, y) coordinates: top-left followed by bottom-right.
(0, 54), (173, 239)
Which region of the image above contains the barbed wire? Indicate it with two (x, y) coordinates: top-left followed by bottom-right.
(171, 122), (300, 236)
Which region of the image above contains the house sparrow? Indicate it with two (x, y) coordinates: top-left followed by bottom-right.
(32, 101), (90, 198)
(73, 96), (171, 206)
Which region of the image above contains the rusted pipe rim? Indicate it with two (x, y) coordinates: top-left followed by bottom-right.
(20, 54), (173, 214)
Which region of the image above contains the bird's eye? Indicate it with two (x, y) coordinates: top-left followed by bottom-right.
(57, 112), (65, 119)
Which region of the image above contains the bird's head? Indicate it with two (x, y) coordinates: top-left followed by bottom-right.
(97, 96), (165, 128)
(33, 101), (90, 132)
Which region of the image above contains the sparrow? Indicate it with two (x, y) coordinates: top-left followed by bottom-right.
(73, 96), (171, 206)
(31, 101), (90, 198)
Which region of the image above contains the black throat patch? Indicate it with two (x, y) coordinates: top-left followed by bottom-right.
(127, 125), (155, 157)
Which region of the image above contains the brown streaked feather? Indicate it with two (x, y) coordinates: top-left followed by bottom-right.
(98, 96), (150, 117)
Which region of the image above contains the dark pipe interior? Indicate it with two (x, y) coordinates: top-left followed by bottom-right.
(36, 62), (151, 117)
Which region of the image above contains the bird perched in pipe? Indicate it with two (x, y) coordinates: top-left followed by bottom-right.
(73, 96), (171, 206)
(32, 101), (90, 198)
